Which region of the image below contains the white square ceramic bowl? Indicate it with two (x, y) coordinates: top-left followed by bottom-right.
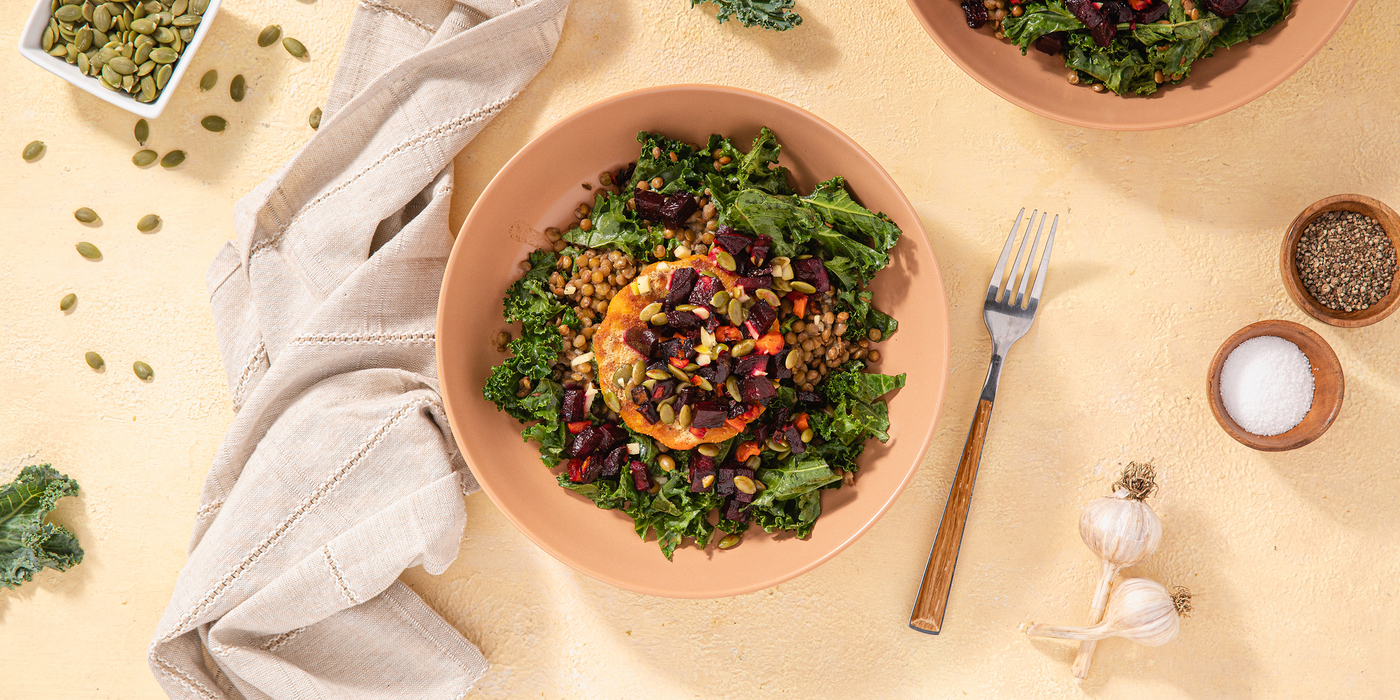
(17, 0), (221, 119)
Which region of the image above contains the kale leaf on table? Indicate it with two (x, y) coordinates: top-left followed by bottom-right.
(1, 464), (83, 590)
(691, 0), (802, 31)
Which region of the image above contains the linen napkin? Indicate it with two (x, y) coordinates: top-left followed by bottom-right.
(148, 0), (569, 697)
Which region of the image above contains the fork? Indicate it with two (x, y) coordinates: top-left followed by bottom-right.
(909, 208), (1059, 635)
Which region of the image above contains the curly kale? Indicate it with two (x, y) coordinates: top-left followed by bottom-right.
(1, 464), (83, 590)
(691, 0), (802, 31)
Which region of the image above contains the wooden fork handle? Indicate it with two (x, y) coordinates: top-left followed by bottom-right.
(910, 397), (994, 634)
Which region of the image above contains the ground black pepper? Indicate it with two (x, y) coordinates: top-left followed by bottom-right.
(1295, 211), (1397, 312)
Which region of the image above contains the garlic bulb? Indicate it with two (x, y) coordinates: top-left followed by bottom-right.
(1022, 578), (1193, 646)
(1073, 462), (1163, 680)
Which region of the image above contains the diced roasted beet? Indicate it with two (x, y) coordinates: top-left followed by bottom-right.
(688, 275), (723, 306)
(625, 327), (659, 358)
(561, 387), (587, 423)
(1203, 0), (1246, 15)
(716, 467), (736, 496)
(639, 403), (661, 424)
(727, 399), (750, 418)
(774, 349), (792, 380)
(1134, 2), (1169, 22)
(1088, 20), (1116, 47)
(660, 338), (694, 362)
(1066, 0), (1104, 26)
(696, 355), (730, 385)
(666, 309), (703, 328)
(693, 402), (728, 429)
(630, 385), (650, 406)
(566, 458), (586, 483)
(960, 0), (988, 27)
(703, 312), (721, 333)
(665, 268), (697, 306)
(1100, 1), (1132, 23)
(735, 275), (773, 293)
(601, 445), (628, 478)
(751, 422), (773, 444)
(749, 236), (772, 267)
(660, 192), (699, 229)
(733, 489), (755, 505)
(1034, 31), (1068, 56)
(785, 425), (806, 454)
(734, 465), (755, 480)
(690, 454), (716, 492)
(735, 354), (770, 378)
(568, 425), (605, 457)
(744, 303), (778, 339)
(796, 389), (821, 404)
(769, 407), (790, 427)
(629, 461), (653, 492)
(740, 377), (778, 405)
(651, 379), (677, 402)
(675, 385), (697, 408)
(713, 229), (752, 255)
(724, 497), (751, 522)
(634, 190), (666, 222)
(597, 423), (628, 449)
(791, 257), (831, 293)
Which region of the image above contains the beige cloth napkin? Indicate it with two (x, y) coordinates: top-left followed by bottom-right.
(148, 1), (568, 697)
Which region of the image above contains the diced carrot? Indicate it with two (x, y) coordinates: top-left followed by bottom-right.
(755, 329), (784, 355)
(736, 441), (761, 462)
(567, 421), (591, 434)
(786, 292), (808, 318)
(795, 413), (809, 432)
(716, 325), (742, 342)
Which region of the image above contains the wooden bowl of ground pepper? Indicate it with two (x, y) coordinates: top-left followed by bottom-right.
(1281, 194), (1400, 328)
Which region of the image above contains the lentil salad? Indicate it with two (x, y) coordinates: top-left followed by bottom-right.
(483, 128), (906, 559)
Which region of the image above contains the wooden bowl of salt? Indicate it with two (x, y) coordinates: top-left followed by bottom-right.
(1207, 320), (1344, 452)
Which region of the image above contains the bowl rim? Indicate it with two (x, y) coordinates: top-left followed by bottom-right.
(435, 83), (951, 597)
(903, 0), (1359, 131)
(15, 0), (221, 119)
(1279, 193), (1400, 328)
(1206, 319), (1344, 452)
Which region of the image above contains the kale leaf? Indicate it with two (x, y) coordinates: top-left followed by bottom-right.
(726, 189), (823, 258)
(726, 186), (893, 287)
(706, 129), (796, 201)
(1001, 1), (1080, 51)
(571, 191), (664, 259)
(691, 0), (802, 31)
(814, 361), (907, 445)
(1, 464), (83, 590)
(803, 177), (902, 252)
(628, 132), (707, 194)
(502, 249), (569, 329)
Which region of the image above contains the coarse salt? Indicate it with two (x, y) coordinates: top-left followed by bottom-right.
(1219, 335), (1314, 436)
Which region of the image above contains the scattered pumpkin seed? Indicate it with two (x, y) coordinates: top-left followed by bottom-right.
(282, 36), (307, 58)
(697, 443), (720, 457)
(198, 68), (216, 90)
(659, 403), (675, 425)
(201, 115), (226, 132)
(727, 298), (745, 326)
(733, 475), (757, 495)
(132, 361), (154, 380)
(602, 389), (620, 413)
(676, 404), (693, 428)
(700, 474), (715, 489)
(730, 338), (755, 357)
(85, 351), (105, 370)
(726, 375), (741, 402)
(230, 73), (245, 101)
(137, 213), (160, 231)
(74, 207), (100, 223)
(801, 428), (814, 443)
(658, 454), (677, 472)
(632, 359), (647, 384)
(645, 369), (670, 381)
(666, 365), (689, 383)
(649, 312), (667, 326)
(160, 149), (184, 167)
(308, 106), (321, 130)
(134, 118), (148, 144)
(755, 288), (780, 307)
(710, 290), (730, 309)
(717, 534), (741, 550)
(22, 141), (45, 161)
(132, 149), (157, 166)
(130, 16), (154, 33)
(60, 293), (77, 311)
(785, 350), (800, 369)
(715, 249), (736, 272)
(693, 376), (714, 392)
(790, 280), (817, 294)
(257, 24), (280, 47)
(55, 4), (83, 21)
(76, 241), (101, 259)
(638, 301), (662, 321)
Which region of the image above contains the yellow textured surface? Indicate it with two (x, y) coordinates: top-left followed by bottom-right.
(3, 0), (1399, 697)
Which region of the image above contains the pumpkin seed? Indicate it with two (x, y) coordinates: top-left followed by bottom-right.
(229, 73), (245, 101)
(710, 290), (730, 309)
(700, 474), (715, 489)
(645, 369), (670, 381)
(154, 26), (174, 42)
(77, 51), (90, 73)
(178, 26), (193, 41)
(717, 534), (741, 550)
(257, 24), (280, 46)
(800, 428), (814, 443)
(658, 454), (677, 472)
(693, 376), (714, 392)
(649, 312), (667, 326)
(85, 351), (105, 370)
(733, 475), (757, 494)
(130, 360), (154, 380)
(730, 338), (755, 357)
(602, 389), (620, 413)
(155, 63), (171, 88)
(715, 249), (736, 272)
(697, 443), (720, 457)
(638, 301), (662, 321)
(201, 115), (226, 132)
(785, 350), (800, 369)
(76, 26), (92, 50)
(632, 359), (646, 384)
(76, 241), (101, 259)
(727, 298), (744, 326)
(190, 0), (207, 14)
(159, 149), (184, 167)
(172, 12), (200, 26)
(60, 293), (77, 311)
(171, 0), (186, 14)
(281, 36), (306, 58)
(139, 74), (155, 101)
(308, 106), (321, 130)
(137, 213), (160, 231)
(755, 288), (780, 307)
(667, 365), (689, 382)
(726, 375), (741, 402)
(676, 404), (693, 429)
(790, 280), (817, 294)
(48, 45), (68, 57)
(745, 455), (762, 470)
(148, 46), (176, 63)
(772, 278), (792, 293)
(659, 403), (675, 425)
(130, 16), (154, 33)
(198, 68), (215, 90)
(137, 58), (153, 75)
(43, 25), (55, 50)
(123, 73), (135, 91)
(55, 4), (83, 21)
(132, 149), (157, 166)
(108, 55), (135, 73)
(74, 207), (99, 223)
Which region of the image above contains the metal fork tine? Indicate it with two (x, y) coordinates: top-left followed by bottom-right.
(987, 208), (1025, 300)
(1013, 212), (1047, 307)
(1004, 210), (1037, 303)
(1030, 214), (1058, 303)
